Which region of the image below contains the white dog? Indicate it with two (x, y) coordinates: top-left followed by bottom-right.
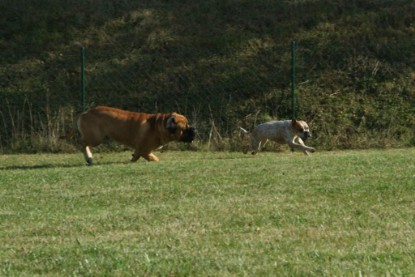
(240, 119), (315, 155)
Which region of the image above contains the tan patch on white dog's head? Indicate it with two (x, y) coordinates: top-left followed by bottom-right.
(292, 119), (312, 140)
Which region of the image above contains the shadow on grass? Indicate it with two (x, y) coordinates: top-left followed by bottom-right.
(0, 161), (132, 171)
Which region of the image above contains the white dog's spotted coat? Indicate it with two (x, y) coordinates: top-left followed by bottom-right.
(240, 119), (315, 155)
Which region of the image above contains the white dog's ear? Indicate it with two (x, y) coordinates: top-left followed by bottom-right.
(167, 114), (177, 133)
(291, 119), (297, 128)
(292, 119), (302, 130)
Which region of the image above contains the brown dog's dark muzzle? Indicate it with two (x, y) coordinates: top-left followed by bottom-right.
(180, 127), (196, 143)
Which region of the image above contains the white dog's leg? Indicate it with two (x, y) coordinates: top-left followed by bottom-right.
(258, 139), (269, 153)
(297, 137), (315, 155)
(251, 138), (267, 155)
(288, 138), (315, 155)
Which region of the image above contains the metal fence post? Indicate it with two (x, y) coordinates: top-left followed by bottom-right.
(291, 41), (296, 120)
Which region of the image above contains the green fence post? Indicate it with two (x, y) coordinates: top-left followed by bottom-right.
(291, 41), (296, 120)
(81, 47), (86, 112)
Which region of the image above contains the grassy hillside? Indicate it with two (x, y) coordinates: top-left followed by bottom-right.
(0, 0), (414, 152)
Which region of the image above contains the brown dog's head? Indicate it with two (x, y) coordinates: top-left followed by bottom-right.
(292, 119), (312, 141)
(166, 113), (196, 143)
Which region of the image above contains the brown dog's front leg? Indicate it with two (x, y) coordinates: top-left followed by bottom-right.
(131, 150), (140, 162)
(144, 153), (159, 162)
(132, 150), (159, 162)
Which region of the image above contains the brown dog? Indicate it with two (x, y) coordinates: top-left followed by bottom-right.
(77, 106), (196, 165)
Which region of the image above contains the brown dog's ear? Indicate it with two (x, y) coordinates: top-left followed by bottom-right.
(167, 114), (177, 134)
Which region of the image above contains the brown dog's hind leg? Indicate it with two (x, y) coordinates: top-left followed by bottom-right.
(78, 117), (102, 165)
(82, 145), (94, 165)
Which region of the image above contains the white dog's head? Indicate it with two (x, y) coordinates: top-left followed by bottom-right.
(292, 119), (312, 141)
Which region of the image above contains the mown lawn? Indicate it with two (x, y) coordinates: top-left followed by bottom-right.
(0, 149), (414, 276)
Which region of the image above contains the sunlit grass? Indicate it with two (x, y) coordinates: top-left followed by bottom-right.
(0, 149), (414, 275)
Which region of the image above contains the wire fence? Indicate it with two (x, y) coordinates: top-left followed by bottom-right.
(1, 41), (302, 152)
(1, 40), (414, 152)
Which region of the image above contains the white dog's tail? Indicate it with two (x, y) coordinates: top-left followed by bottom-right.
(239, 127), (249, 135)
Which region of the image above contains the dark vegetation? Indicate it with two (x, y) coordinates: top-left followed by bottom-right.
(1, 0), (414, 152)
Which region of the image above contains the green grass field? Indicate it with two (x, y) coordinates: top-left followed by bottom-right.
(0, 149), (414, 276)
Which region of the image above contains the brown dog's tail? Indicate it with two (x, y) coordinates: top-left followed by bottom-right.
(59, 115), (80, 140)
(59, 129), (76, 140)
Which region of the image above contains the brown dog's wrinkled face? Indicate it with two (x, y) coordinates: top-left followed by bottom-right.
(166, 113), (196, 143)
(292, 119), (312, 141)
